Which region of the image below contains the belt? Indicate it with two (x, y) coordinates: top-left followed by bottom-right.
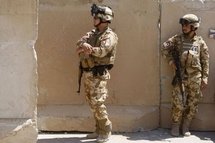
(82, 65), (113, 76)
(82, 64), (113, 72)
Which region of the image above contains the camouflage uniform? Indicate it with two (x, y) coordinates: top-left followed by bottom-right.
(77, 27), (118, 136)
(161, 33), (209, 123)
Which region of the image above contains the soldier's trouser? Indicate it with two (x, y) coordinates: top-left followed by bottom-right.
(84, 71), (112, 135)
(171, 78), (202, 123)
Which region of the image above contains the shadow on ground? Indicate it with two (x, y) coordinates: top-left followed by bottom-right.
(193, 131), (215, 142)
(37, 137), (96, 143)
(37, 129), (215, 143)
(37, 132), (97, 143)
(37, 138), (96, 143)
(123, 128), (215, 142)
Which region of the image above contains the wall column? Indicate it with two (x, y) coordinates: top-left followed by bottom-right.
(0, 0), (38, 142)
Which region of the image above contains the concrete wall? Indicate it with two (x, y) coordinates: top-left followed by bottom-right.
(160, 0), (215, 131)
(0, 0), (38, 142)
(36, 0), (160, 132)
(36, 0), (215, 132)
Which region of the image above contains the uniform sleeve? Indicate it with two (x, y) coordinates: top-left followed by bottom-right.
(200, 40), (209, 84)
(161, 36), (176, 64)
(91, 32), (118, 58)
(76, 31), (92, 47)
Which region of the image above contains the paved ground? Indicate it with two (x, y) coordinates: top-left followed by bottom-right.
(37, 128), (215, 143)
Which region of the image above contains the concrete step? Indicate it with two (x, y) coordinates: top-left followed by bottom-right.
(38, 105), (159, 132)
(0, 119), (37, 143)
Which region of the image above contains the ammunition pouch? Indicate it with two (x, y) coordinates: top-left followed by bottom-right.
(82, 64), (113, 76)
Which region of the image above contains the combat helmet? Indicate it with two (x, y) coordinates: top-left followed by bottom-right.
(179, 14), (200, 28)
(91, 4), (114, 23)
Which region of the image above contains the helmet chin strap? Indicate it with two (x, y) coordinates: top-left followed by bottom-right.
(183, 30), (192, 36)
(95, 22), (101, 27)
(190, 25), (197, 31)
(183, 25), (196, 36)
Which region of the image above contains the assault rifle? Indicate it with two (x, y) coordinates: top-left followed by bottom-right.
(171, 45), (186, 107)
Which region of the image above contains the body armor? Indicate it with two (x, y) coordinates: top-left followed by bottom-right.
(80, 27), (117, 69)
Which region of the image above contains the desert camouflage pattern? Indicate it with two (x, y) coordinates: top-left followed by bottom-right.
(172, 77), (202, 122)
(161, 33), (209, 123)
(77, 27), (118, 68)
(77, 27), (118, 135)
(84, 71), (112, 135)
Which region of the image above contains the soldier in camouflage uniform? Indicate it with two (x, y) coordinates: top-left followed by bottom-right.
(76, 4), (118, 143)
(161, 14), (209, 137)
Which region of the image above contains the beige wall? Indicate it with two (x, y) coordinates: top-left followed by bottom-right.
(0, 0), (38, 142)
(36, 0), (160, 106)
(36, 0), (160, 132)
(160, 0), (215, 130)
(36, 0), (215, 132)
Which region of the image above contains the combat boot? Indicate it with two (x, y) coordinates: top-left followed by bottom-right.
(86, 132), (99, 139)
(96, 118), (112, 142)
(96, 132), (111, 143)
(182, 119), (191, 136)
(86, 121), (99, 139)
(171, 122), (180, 137)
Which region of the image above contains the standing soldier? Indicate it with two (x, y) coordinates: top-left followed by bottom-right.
(76, 4), (118, 143)
(161, 14), (209, 137)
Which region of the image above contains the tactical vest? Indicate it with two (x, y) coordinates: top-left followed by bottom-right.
(177, 35), (203, 77)
(80, 28), (117, 69)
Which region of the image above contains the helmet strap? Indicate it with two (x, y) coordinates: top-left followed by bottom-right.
(94, 18), (102, 27)
(191, 25), (197, 31)
(183, 28), (196, 38)
(95, 18), (109, 27)
(182, 24), (196, 36)
(100, 18), (110, 23)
